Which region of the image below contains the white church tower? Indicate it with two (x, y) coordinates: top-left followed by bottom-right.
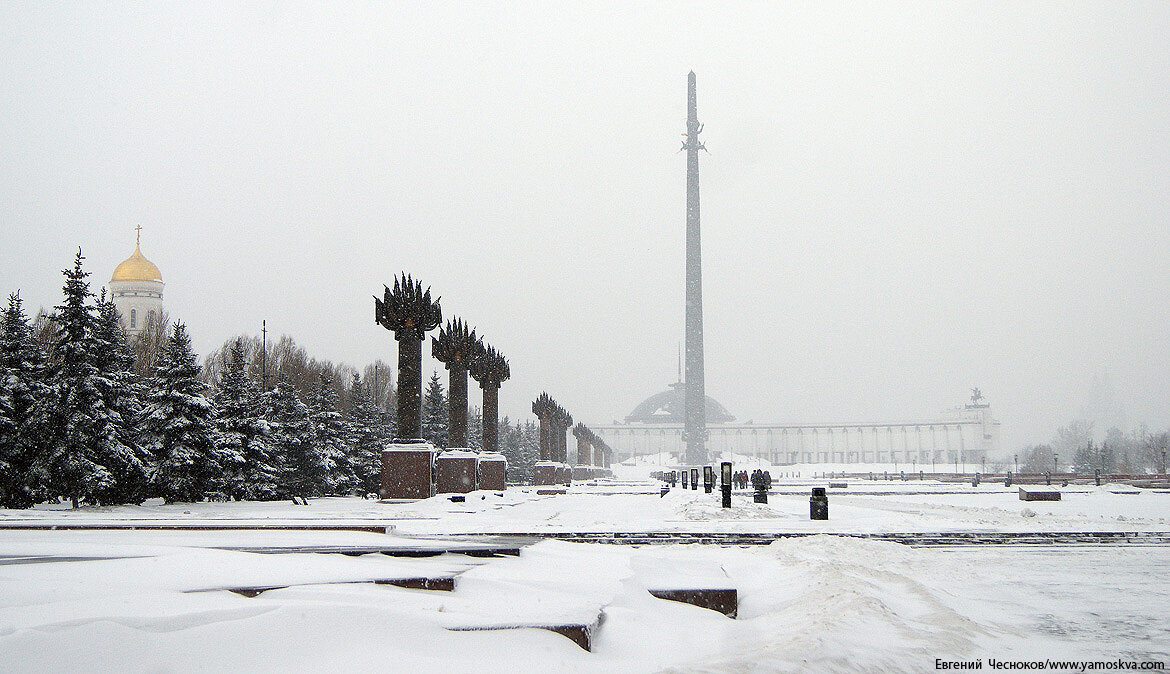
(109, 226), (163, 337)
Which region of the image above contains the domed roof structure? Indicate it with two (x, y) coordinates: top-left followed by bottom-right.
(625, 381), (735, 424)
(111, 243), (162, 283)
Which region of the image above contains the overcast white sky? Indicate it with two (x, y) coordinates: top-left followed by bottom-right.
(3, 2), (1168, 453)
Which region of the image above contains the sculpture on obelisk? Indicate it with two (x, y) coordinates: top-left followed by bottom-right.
(682, 71), (708, 465)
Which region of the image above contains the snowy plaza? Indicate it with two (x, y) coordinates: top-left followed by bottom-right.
(5, 2), (1170, 672)
(2, 471), (1169, 673)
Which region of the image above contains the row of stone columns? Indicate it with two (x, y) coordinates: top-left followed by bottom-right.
(532, 392), (573, 463)
(572, 423), (612, 467)
(532, 392), (574, 486)
(531, 398), (616, 486)
(571, 423), (613, 480)
(376, 274), (511, 498)
(591, 434), (613, 469)
(573, 423), (595, 466)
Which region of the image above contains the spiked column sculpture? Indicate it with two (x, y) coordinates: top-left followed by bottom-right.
(531, 392), (560, 486)
(432, 318), (478, 448)
(555, 405), (573, 485)
(468, 340), (509, 453)
(556, 406), (573, 464)
(595, 437), (613, 469)
(375, 274), (442, 439)
(573, 423), (592, 467)
(682, 71), (708, 465)
(532, 392), (556, 462)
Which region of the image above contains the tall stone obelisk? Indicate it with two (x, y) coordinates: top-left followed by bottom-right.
(682, 71), (707, 466)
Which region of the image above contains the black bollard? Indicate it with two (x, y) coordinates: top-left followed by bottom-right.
(682, 470), (689, 489)
(1094, 468), (1101, 486)
(691, 468), (699, 491)
(1005, 471), (1012, 487)
(1046, 472), (1051, 486)
(704, 466), (713, 494)
(810, 487), (829, 520)
(721, 462), (732, 508)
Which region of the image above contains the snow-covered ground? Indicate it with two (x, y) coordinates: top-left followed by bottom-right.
(2, 476), (1168, 672)
(4, 476), (1165, 535)
(1, 537), (1167, 672)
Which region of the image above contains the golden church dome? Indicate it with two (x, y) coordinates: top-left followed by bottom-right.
(111, 243), (163, 283)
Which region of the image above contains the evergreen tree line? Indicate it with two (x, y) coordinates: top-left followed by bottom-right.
(1014, 420), (1169, 474)
(1, 251), (550, 507)
(0, 251), (399, 507)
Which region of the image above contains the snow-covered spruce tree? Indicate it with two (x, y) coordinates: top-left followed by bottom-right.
(0, 345), (15, 501)
(1074, 439), (1117, 474)
(90, 290), (151, 504)
(0, 292), (50, 508)
(345, 374), (388, 495)
(468, 406), (483, 451)
(213, 338), (277, 501)
(1073, 441), (1095, 475)
(266, 376), (324, 498)
(0, 367), (14, 503)
(141, 322), (220, 503)
(421, 370), (448, 449)
(308, 371), (350, 494)
(38, 250), (127, 507)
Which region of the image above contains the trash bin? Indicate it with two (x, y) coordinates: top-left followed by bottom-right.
(810, 487), (829, 520)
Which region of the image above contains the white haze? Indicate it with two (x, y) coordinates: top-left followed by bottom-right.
(2, 2), (1168, 453)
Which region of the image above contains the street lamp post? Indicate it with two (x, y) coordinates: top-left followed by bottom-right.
(1014, 454), (1018, 474)
(1054, 453), (1059, 474)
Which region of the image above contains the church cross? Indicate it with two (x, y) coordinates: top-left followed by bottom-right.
(135, 224), (142, 247)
